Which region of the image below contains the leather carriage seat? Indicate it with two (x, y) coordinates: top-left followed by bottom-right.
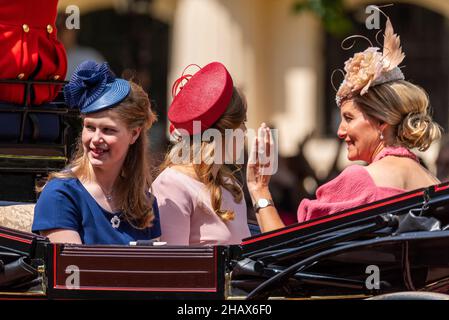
(0, 202), (35, 233)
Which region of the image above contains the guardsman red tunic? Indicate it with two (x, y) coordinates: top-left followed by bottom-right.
(0, 0), (67, 105)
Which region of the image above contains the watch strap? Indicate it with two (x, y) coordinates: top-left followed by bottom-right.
(254, 199), (274, 213)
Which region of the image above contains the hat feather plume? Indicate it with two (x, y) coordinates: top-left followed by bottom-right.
(382, 18), (405, 71)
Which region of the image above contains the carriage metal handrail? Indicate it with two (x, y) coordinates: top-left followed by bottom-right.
(0, 78), (67, 107)
(0, 78), (79, 143)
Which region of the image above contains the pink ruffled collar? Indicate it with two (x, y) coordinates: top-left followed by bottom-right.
(372, 146), (418, 163)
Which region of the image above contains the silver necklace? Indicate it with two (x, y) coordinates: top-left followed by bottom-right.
(97, 184), (120, 228)
(98, 184), (113, 202)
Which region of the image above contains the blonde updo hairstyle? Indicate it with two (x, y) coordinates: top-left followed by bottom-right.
(352, 80), (442, 151)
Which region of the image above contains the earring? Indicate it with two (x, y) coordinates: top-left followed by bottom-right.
(380, 132), (384, 141)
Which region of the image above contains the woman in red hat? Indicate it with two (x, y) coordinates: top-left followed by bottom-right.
(153, 62), (251, 245)
(32, 61), (161, 244)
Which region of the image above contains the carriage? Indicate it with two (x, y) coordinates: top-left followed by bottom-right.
(2, 182), (449, 300)
(1, 79), (449, 300)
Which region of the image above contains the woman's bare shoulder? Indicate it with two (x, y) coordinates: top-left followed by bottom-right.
(365, 157), (407, 189)
(366, 156), (439, 190)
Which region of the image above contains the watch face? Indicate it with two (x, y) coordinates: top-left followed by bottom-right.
(258, 199), (269, 207)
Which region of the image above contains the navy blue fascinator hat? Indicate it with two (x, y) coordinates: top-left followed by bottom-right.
(64, 61), (131, 114)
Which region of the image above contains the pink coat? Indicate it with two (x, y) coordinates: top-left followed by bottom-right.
(153, 168), (251, 245)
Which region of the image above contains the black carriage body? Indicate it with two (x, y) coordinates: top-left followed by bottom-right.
(0, 227), (227, 300)
(45, 244), (227, 300)
(232, 183), (449, 299)
(1, 183), (449, 300)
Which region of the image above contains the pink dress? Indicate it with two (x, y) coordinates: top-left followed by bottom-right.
(152, 167), (251, 245)
(298, 146), (418, 223)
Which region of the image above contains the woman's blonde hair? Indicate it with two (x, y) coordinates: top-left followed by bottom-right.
(160, 87), (247, 221)
(353, 80), (442, 151)
(39, 82), (157, 229)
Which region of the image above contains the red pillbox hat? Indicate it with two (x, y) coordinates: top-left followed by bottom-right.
(168, 62), (233, 135)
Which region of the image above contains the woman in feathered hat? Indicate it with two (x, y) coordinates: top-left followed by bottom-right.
(32, 61), (161, 244)
(152, 62), (251, 245)
(248, 13), (442, 233)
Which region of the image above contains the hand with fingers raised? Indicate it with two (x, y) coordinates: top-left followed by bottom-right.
(246, 123), (285, 232)
(247, 123), (274, 201)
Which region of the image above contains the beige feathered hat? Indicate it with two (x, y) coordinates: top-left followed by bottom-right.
(335, 10), (405, 106)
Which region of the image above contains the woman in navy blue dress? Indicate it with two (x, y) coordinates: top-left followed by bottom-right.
(32, 61), (161, 244)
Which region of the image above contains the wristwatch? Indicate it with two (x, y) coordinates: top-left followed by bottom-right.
(254, 198), (274, 213)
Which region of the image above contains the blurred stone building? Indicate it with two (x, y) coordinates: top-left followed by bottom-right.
(57, 0), (449, 182)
